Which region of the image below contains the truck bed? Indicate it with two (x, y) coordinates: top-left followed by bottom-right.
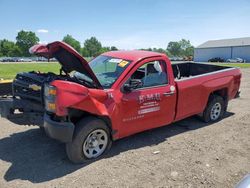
(172, 62), (232, 80)
(172, 62), (241, 122)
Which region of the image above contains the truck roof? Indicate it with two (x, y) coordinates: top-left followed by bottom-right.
(102, 50), (166, 62)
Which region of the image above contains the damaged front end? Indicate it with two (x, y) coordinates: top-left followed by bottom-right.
(0, 71), (54, 126)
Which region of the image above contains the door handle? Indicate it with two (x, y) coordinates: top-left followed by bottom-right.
(163, 91), (175, 96)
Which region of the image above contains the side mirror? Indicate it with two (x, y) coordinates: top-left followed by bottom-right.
(123, 79), (142, 93)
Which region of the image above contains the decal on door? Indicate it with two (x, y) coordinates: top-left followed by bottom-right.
(122, 93), (161, 122)
(122, 115), (145, 122)
(138, 106), (160, 114)
(138, 93), (161, 104)
(138, 93), (161, 115)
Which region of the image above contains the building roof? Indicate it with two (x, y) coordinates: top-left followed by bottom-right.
(196, 37), (250, 48)
(103, 50), (165, 62)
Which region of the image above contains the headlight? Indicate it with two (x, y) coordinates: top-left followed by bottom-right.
(44, 84), (57, 112)
(45, 85), (57, 96)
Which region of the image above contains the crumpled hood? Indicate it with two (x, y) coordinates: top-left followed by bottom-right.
(29, 41), (102, 88)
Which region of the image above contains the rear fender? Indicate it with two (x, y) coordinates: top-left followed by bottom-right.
(202, 76), (234, 109)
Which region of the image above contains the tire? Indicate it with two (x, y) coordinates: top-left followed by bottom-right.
(201, 95), (226, 123)
(66, 117), (112, 164)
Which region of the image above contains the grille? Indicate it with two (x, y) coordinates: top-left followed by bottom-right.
(16, 74), (42, 85)
(13, 73), (45, 103)
(13, 85), (41, 98)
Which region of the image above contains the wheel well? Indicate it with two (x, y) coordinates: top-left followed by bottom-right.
(210, 88), (228, 101)
(206, 88), (228, 108)
(68, 108), (113, 134)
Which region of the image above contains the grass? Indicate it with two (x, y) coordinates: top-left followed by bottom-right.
(0, 62), (60, 79)
(211, 63), (250, 68)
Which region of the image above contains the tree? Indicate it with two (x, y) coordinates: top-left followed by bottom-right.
(166, 39), (194, 57)
(140, 48), (152, 51)
(16, 30), (39, 56)
(83, 37), (102, 57)
(165, 50), (172, 57)
(110, 46), (118, 51)
(185, 46), (194, 57)
(153, 48), (166, 54)
(167, 42), (182, 56)
(179, 39), (192, 50)
(179, 39), (194, 56)
(81, 47), (89, 57)
(99, 47), (111, 54)
(62, 34), (81, 53)
(0, 39), (21, 57)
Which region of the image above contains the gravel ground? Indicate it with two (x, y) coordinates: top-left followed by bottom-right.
(0, 69), (249, 188)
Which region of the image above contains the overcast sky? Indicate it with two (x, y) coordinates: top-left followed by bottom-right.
(0, 0), (249, 49)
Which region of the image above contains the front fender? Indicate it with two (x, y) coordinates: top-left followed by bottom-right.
(51, 80), (110, 116)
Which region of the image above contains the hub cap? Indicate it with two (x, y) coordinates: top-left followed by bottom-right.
(210, 102), (222, 120)
(83, 129), (108, 159)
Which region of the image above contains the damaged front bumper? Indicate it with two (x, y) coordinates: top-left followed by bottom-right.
(0, 97), (44, 126)
(44, 114), (74, 143)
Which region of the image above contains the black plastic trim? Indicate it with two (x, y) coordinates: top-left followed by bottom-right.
(44, 114), (75, 143)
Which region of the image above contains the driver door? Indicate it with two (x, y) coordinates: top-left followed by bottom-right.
(116, 58), (177, 138)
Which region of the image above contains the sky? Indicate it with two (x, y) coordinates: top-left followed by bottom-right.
(0, 0), (249, 49)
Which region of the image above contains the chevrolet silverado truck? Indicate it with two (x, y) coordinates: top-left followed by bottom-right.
(0, 41), (241, 163)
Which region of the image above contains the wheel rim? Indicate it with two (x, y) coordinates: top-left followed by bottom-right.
(210, 102), (222, 120)
(83, 129), (108, 159)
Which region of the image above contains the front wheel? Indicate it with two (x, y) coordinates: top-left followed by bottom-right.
(66, 117), (112, 163)
(201, 95), (226, 123)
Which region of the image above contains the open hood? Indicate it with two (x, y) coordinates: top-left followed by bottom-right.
(29, 41), (102, 88)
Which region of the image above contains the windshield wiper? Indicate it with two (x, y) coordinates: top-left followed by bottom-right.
(73, 72), (98, 88)
(74, 76), (96, 88)
(81, 79), (96, 88)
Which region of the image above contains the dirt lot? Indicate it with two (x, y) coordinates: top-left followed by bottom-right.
(0, 69), (249, 188)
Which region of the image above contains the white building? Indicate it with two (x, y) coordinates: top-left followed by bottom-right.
(194, 37), (250, 62)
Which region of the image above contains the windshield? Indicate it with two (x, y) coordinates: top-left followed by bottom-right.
(85, 55), (131, 88)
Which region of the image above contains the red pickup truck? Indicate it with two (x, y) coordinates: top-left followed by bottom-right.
(0, 42), (241, 163)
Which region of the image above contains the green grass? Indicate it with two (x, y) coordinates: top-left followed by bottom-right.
(0, 62), (60, 79)
(213, 63), (250, 68)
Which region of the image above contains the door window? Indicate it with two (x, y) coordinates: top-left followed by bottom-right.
(126, 61), (168, 89)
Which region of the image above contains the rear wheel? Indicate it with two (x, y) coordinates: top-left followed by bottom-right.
(201, 95), (226, 123)
(66, 117), (112, 163)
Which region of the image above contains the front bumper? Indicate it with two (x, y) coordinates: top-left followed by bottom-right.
(0, 98), (43, 126)
(44, 114), (74, 143)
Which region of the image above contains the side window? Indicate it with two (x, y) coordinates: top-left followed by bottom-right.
(128, 60), (168, 88)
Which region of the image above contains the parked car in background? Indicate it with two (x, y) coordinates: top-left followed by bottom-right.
(1, 57), (16, 62)
(22, 58), (33, 62)
(0, 57), (33, 62)
(208, 57), (225, 62)
(170, 57), (184, 61)
(12, 57), (20, 62)
(36, 57), (48, 62)
(226, 58), (245, 63)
